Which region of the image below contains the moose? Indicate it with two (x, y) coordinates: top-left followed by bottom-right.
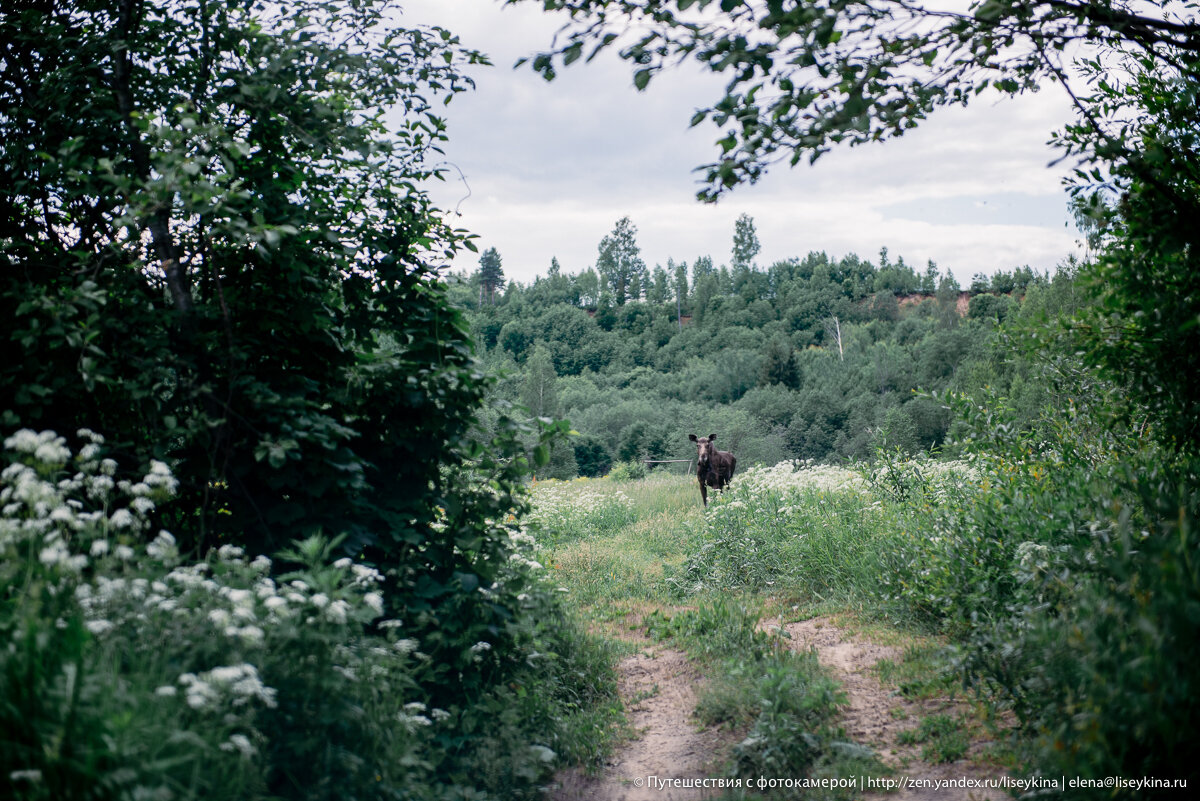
(689, 433), (736, 506)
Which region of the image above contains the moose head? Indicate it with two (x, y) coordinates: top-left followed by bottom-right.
(689, 433), (718, 467)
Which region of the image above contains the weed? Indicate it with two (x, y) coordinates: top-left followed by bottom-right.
(897, 714), (969, 764)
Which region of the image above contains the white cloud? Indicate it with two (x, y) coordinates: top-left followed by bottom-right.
(402, 0), (1083, 287)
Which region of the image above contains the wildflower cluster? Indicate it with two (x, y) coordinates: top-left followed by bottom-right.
(0, 429), (443, 799)
(729, 460), (866, 497)
(678, 459), (896, 596)
(525, 479), (635, 546)
(0, 429), (176, 574)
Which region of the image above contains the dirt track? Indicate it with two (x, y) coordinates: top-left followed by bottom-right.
(550, 617), (1009, 801)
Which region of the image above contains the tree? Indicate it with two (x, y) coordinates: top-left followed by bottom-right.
(575, 268), (601, 307)
(521, 344), (560, 418)
(1057, 34), (1200, 453)
(758, 337), (800, 390)
(648, 265), (670, 304)
(596, 216), (646, 304)
(824, 315), (845, 362)
(921, 261), (940, 295)
(672, 258), (690, 327)
(0, 0), (559, 678)
(515, 0), (1199, 201)
(732, 212), (761, 272)
(479, 247), (506, 306)
(572, 434), (613, 477)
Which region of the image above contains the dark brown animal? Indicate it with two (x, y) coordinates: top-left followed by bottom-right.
(689, 433), (736, 506)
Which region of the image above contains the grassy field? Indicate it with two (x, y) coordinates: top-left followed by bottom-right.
(527, 464), (992, 798)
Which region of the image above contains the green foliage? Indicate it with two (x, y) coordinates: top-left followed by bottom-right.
(464, 243), (1001, 473)
(676, 462), (883, 600)
(478, 247), (506, 306)
(1057, 43), (1200, 455)
(513, 0), (1197, 202)
(607, 460), (646, 481)
(896, 715), (969, 764)
(732, 213), (761, 272)
(0, 12), (594, 778)
(571, 434), (613, 478)
(758, 337), (800, 389)
(595, 216), (646, 305)
(0, 430), (619, 799)
(0, 0), (494, 566)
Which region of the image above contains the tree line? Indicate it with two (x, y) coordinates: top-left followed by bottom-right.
(453, 214), (1059, 477)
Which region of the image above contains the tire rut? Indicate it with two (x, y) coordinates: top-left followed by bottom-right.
(548, 647), (726, 800)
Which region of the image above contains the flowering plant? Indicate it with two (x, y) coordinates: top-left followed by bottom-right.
(0, 430), (440, 800)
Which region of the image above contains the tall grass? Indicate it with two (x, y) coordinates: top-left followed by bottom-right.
(529, 473), (706, 607)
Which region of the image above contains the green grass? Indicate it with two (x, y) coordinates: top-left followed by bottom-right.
(530, 468), (996, 797)
(872, 643), (958, 700)
(538, 473), (706, 609)
(896, 714), (970, 764)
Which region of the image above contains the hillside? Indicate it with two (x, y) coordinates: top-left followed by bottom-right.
(451, 245), (1061, 475)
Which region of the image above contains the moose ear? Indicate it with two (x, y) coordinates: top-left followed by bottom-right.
(688, 434), (698, 442)
(708, 433), (717, 441)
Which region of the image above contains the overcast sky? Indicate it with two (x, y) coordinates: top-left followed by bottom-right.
(400, 0), (1084, 288)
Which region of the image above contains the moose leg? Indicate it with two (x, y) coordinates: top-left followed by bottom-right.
(699, 480), (708, 506)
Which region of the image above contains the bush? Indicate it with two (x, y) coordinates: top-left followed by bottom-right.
(607, 460), (646, 481)
(0, 430), (618, 800)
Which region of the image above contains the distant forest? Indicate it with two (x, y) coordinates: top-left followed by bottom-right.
(450, 216), (1075, 478)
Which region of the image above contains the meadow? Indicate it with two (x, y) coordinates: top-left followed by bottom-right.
(526, 442), (1199, 798)
(525, 463), (933, 798)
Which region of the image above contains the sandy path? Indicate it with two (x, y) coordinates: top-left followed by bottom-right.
(772, 617), (1008, 801)
(549, 647), (727, 801)
(550, 617), (1009, 801)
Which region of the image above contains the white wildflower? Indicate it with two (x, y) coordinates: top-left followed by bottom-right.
(220, 733), (256, 759)
(325, 599), (350, 624)
(350, 563), (383, 585)
(217, 544), (245, 562)
(363, 592), (384, 616)
(146, 530), (178, 562)
(39, 540), (70, 566)
(9, 769), (42, 782)
(130, 496), (155, 515)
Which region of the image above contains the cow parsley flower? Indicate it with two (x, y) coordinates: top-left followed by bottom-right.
(363, 592), (384, 616)
(220, 733), (256, 759)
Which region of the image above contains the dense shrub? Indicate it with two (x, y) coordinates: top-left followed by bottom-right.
(0, 430), (616, 800)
